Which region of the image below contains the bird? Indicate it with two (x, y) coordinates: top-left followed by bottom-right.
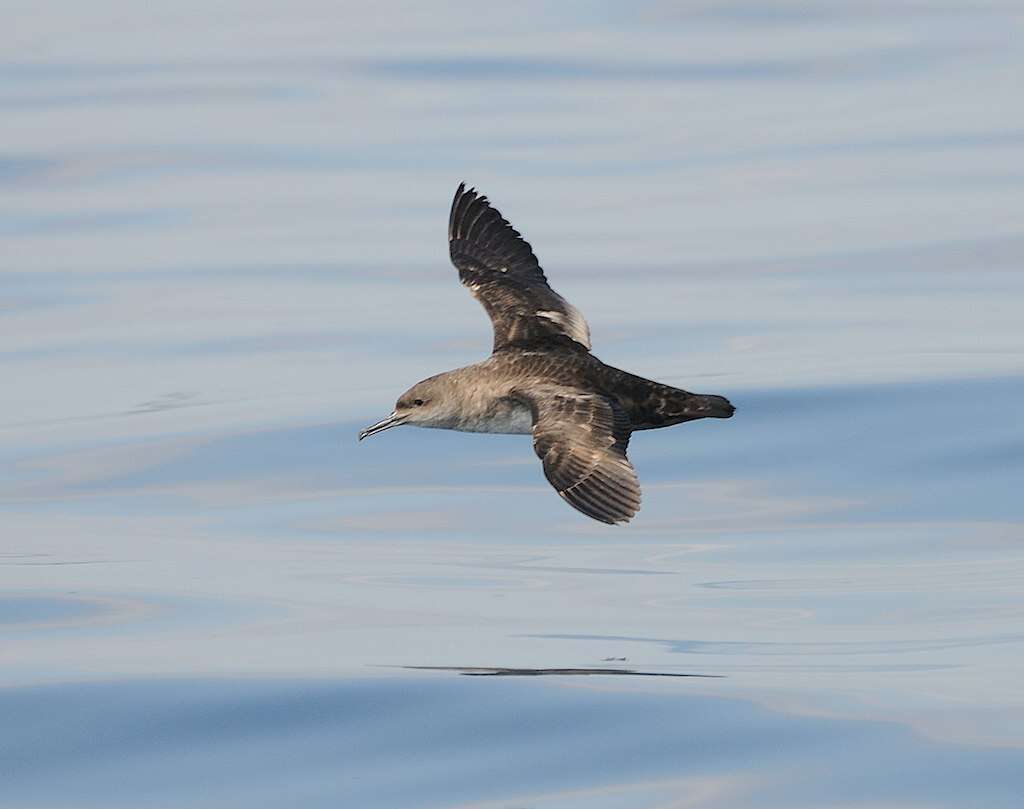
(358, 183), (735, 524)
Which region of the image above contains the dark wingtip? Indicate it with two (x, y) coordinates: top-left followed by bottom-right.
(450, 181), (479, 241)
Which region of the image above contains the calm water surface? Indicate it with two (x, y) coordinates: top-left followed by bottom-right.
(3, 2), (1024, 807)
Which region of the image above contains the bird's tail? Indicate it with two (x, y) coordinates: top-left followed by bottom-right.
(628, 384), (735, 430)
(677, 392), (735, 420)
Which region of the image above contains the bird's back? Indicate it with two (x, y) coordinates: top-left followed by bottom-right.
(490, 347), (734, 431)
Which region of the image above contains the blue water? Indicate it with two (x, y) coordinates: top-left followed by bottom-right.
(3, 2), (1024, 807)
(3, 677), (1023, 809)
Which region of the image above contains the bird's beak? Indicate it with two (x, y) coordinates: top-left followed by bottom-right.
(358, 411), (406, 441)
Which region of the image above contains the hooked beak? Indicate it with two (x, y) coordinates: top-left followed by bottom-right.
(358, 411), (406, 441)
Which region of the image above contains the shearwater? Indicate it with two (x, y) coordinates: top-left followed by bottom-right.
(359, 184), (735, 524)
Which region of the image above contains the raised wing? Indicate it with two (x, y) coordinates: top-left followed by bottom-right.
(517, 387), (641, 525)
(449, 183), (591, 352)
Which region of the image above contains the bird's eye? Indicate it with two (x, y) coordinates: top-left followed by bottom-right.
(413, 398), (424, 407)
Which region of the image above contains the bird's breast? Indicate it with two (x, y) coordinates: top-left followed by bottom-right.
(456, 398), (534, 435)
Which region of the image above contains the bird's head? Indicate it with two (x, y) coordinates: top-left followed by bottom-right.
(358, 375), (457, 440)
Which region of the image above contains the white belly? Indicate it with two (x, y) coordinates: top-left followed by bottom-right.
(457, 401), (534, 435)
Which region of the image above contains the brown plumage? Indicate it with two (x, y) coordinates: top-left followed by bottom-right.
(358, 183), (735, 524)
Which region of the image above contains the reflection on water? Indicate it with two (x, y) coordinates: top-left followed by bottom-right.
(3, 1), (1024, 807)
(399, 666), (720, 678)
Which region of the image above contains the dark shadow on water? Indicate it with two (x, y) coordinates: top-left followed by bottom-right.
(398, 665), (723, 678)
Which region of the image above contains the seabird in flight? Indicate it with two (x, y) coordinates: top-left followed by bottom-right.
(359, 184), (735, 524)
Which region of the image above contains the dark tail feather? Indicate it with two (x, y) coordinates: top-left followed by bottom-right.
(606, 364), (735, 430)
(682, 393), (735, 420)
(627, 384), (735, 430)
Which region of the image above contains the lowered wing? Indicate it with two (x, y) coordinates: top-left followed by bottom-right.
(517, 386), (641, 524)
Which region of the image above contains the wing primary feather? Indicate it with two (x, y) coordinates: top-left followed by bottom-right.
(449, 183), (465, 238)
(450, 184), (476, 240)
(464, 199), (490, 240)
